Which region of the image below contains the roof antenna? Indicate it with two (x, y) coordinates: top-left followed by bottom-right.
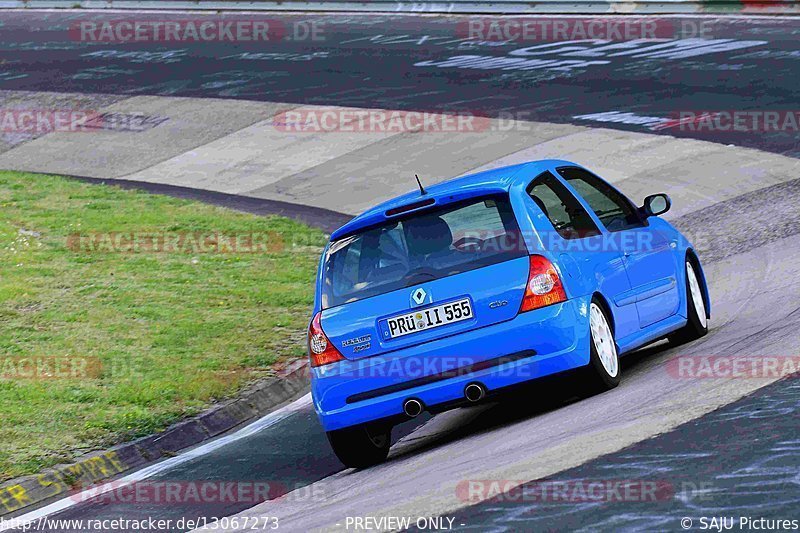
(415, 174), (427, 195)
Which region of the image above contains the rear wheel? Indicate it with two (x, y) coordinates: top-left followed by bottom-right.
(582, 299), (621, 394)
(669, 260), (709, 345)
(326, 423), (390, 469)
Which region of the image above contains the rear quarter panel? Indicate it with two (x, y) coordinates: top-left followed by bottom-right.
(509, 175), (638, 340)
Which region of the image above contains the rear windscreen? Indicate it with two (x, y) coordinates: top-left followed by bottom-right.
(321, 195), (525, 308)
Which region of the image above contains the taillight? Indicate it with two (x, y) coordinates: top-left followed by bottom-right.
(520, 255), (567, 312)
(308, 312), (346, 367)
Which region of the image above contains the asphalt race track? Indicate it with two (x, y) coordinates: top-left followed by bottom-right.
(425, 376), (800, 531)
(1, 10), (799, 533)
(0, 12), (799, 156)
(6, 396), (430, 532)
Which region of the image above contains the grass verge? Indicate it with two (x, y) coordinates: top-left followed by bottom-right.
(0, 171), (325, 481)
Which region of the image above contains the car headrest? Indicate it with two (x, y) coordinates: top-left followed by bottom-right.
(404, 215), (453, 256)
(531, 195), (550, 219)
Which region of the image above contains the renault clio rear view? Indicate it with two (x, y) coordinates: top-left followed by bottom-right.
(308, 159), (710, 468)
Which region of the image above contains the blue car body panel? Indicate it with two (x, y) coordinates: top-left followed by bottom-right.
(310, 159), (709, 432)
(312, 296), (591, 431)
(320, 257), (529, 361)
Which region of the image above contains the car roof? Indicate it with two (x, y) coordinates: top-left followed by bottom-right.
(330, 159), (576, 241)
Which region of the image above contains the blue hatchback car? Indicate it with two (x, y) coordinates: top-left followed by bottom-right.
(307, 160), (710, 468)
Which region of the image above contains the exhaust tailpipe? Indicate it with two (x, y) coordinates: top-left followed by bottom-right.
(403, 398), (423, 418)
(465, 383), (486, 403)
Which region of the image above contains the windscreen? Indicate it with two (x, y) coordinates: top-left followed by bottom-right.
(322, 195), (526, 308)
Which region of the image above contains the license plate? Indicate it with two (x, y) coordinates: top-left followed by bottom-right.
(386, 298), (473, 339)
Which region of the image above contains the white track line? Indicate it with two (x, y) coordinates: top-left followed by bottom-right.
(0, 393), (313, 532)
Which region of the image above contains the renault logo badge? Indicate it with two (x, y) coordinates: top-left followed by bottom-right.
(412, 288), (426, 306)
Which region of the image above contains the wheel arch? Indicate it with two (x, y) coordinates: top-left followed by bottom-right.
(589, 291), (625, 365)
(590, 291), (616, 337)
(684, 248), (711, 319)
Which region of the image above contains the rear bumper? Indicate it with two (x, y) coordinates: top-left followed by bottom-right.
(311, 295), (592, 432)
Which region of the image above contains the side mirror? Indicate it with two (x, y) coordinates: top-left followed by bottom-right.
(642, 193), (671, 217)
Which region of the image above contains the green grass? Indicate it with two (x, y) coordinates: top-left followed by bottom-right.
(0, 171), (325, 481)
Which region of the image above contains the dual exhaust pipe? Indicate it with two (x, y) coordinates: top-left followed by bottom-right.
(403, 398), (423, 418)
(402, 382), (486, 418)
(464, 382), (486, 403)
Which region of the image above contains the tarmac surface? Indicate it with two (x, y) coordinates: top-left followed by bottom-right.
(0, 13), (798, 156)
(0, 11), (798, 533)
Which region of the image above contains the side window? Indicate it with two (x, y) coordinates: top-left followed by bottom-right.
(330, 236), (364, 297)
(527, 171), (600, 240)
(557, 167), (644, 232)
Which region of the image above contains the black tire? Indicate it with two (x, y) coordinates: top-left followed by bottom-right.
(326, 423), (391, 469)
(582, 298), (621, 395)
(668, 259), (709, 346)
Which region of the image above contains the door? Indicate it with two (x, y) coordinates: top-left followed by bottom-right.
(556, 167), (680, 328)
(526, 171), (639, 341)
